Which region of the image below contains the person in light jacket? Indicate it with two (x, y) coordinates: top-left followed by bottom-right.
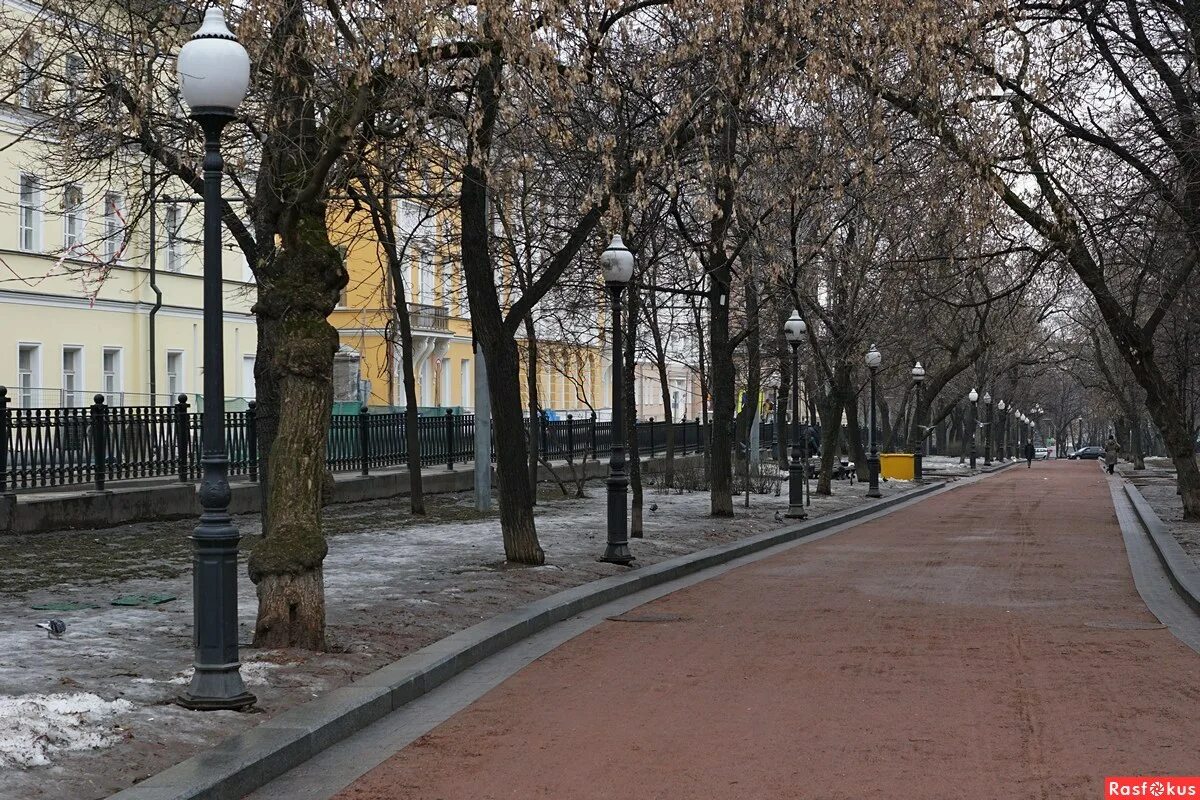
(1104, 436), (1121, 475)
(1024, 441), (1035, 468)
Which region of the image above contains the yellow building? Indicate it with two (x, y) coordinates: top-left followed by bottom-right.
(330, 197), (610, 417)
(0, 124), (257, 409)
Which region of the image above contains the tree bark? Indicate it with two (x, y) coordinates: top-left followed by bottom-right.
(523, 317), (541, 504)
(248, 207), (343, 650)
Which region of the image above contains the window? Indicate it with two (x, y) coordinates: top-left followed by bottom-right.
(18, 174), (40, 252)
(166, 351), (183, 401)
(102, 192), (124, 261)
(419, 248), (436, 304)
(64, 53), (84, 105)
(17, 344), (39, 407)
(242, 355), (256, 400)
(439, 358), (451, 407)
(102, 348), (121, 404)
(460, 359), (471, 407)
(63, 184), (84, 252)
(420, 360), (432, 406)
(62, 347), (81, 407)
(19, 44), (42, 109)
(164, 205), (182, 272)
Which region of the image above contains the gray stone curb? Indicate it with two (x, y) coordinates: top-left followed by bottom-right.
(1124, 482), (1200, 615)
(109, 480), (950, 800)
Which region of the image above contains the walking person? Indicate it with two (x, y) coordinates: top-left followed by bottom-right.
(1024, 440), (1035, 468)
(1104, 435), (1121, 475)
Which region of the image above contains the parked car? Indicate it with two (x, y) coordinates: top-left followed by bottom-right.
(1034, 446), (1050, 460)
(1069, 446), (1103, 460)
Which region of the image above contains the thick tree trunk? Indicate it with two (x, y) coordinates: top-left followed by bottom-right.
(817, 392), (842, 496)
(845, 383), (866, 467)
(248, 211), (343, 650)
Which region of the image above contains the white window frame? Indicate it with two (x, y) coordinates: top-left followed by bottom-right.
(101, 347), (122, 405)
(166, 350), (184, 402)
(102, 191), (124, 261)
(460, 358), (471, 408)
(61, 346), (83, 407)
(439, 357), (451, 407)
(164, 204), (183, 272)
(17, 343), (41, 408)
(64, 53), (84, 106)
(62, 184), (85, 253)
(242, 355), (257, 400)
(420, 360), (432, 406)
(18, 174), (41, 252)
(20, 44), (42, 109)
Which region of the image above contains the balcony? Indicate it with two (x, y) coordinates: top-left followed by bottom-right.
(408, 303), (450, 332)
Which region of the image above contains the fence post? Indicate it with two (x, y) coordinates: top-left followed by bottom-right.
(355, 407), (369, 474)
(590, 412), (598, 461)
(566, 414), (574, 459)
(649, 417), (655, 457)
(91, 394), (107, 492)
(175, 394), (190, 483)
(696, 416), (703, 456)
(539, 411), (549, 460)
(446, 408), (455, 471)
(246, 400), (258, 482)
(0, 387), (9, 495)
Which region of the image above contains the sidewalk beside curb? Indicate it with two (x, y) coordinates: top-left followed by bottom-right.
(1124, 482), (1200, 615)
(110, 479), (961, 800)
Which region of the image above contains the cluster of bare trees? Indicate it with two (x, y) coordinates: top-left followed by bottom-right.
(5, 0), (1200, 648)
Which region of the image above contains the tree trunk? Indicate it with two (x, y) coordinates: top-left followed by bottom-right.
(646, 293), (675, 488)
(817, 392), (842, 496)
(248, 209), (343, 650)
(461, 160), (543, 562)
(624, 278), (643, 538)
(523, 317), (541, 505)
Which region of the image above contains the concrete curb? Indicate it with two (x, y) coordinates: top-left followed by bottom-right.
(1124, 482), (1200, 615)
(109, 480), (951, 800)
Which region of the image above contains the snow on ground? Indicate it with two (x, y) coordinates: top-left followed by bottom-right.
(0, 693), (134, 768)
(0, 468), (919, 799)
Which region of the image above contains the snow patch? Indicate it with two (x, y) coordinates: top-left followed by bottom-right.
(0, 692), (133, 768)
(166, 660), (277, 686)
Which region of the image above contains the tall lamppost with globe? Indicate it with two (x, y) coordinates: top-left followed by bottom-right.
(983, 391), (993, 467)
(997, 399), (1007, 459)
(912, 361), (926, 480)
(865, 344), (882, 498)
(599, 235), (634, 565)
(175, 6), (255, 711)
(783, 311), (807, 518)
(968, 388), (979, 470)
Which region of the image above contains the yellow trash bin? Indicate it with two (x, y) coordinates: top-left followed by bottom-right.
(879, 453), (915, 480)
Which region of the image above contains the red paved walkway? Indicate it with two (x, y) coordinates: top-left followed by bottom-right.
(336, 462), (1200, 799)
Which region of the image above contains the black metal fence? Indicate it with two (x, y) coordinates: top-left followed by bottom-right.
(1, 387), (772, 494)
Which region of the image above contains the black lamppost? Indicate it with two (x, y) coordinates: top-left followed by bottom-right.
(997, 399), (1006, 459)
(968, 388), (978, 470)
(175, 7), (254, 711)
(865, 344), (882, 498)
(599, 234), (634, 565)
(911, 361), (925, 480)
(983, 391), (993, 466)
(784, 311), (807, 518)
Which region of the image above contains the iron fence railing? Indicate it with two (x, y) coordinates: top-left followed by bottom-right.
(1, 385), (769, 494)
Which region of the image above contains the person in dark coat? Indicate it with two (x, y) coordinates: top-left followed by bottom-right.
(1024, 441), (1035, 468)
(1104, 436), (1121, 475)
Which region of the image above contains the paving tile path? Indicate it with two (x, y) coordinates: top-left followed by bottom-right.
(335, 461), (1200, 799)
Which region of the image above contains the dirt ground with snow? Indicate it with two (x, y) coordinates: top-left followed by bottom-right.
(0, 464), (922, 800)
(1123, 457), (1200, 569)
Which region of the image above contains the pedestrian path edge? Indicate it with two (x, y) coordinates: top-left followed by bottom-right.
(1124, 481), (1200, 615)
(107, 480), (957, 800)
